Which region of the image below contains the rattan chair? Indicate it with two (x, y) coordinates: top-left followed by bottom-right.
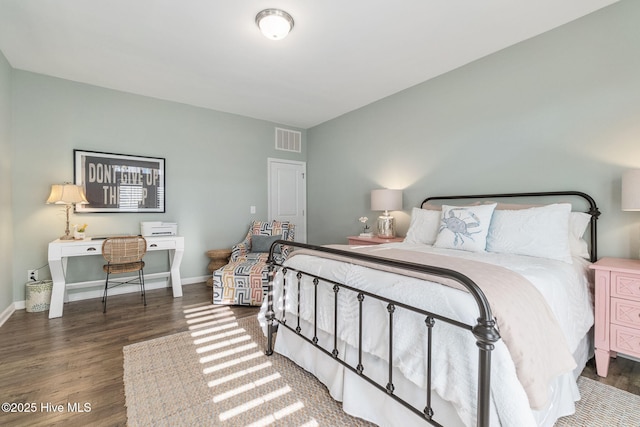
(101, 236), (147, 313)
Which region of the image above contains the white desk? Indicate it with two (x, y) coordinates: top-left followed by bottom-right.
(47, 236), (184, 319)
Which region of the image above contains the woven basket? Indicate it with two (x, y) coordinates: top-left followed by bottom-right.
(25, 280), (53, 313)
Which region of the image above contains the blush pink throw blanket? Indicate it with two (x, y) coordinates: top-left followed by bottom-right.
(289, 245), (576, 409)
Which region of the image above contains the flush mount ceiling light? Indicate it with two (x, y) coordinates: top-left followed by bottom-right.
(255, 9), (294, 40)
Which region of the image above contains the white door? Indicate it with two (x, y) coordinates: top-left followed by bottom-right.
(268, 158), (307, 243)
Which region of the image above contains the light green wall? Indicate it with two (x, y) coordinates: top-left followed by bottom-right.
(10, 71), (305, 301)
(307, 0), (640, 259)
(0, 50), (13, 316)
(4, 0), (640, 312)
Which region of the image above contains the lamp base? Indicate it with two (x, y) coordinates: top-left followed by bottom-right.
(377, 215), (396, 238)
(59, 205), (74, 241)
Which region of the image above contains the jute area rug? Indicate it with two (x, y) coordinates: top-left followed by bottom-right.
(124, 309), (640, 426)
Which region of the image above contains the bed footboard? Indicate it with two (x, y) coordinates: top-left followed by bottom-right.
(264, 241), (500, 427)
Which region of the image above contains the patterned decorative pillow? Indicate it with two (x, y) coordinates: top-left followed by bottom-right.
(434, 203), (497, 252)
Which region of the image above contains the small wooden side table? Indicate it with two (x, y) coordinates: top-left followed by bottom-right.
(206, 249), (232, 286)
(347, 236), (404, 245)
(589, 257), (640, 377)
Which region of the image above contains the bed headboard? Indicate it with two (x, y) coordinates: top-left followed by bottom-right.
(421, 191), (601, 262)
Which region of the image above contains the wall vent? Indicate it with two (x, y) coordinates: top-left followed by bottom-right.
(275, 127), (301, 153)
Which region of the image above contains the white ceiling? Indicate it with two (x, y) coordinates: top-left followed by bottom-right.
(0, 0), (619, 129)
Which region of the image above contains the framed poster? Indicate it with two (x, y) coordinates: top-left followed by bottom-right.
(74, 150), (165, 213)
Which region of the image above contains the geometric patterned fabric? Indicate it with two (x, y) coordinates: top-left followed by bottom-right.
(213, 220), (295, 306)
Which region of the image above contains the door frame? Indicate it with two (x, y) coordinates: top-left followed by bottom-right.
(267, 158), (307, 243)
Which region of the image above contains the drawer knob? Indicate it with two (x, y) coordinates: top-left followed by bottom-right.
(87, 247), (97, 252)
(150, 244), (157, 248)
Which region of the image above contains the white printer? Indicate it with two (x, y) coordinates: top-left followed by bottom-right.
(140, 222), (178, 236)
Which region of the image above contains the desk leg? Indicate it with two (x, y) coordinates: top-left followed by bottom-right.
(168, 248), (184, 297)
(48, 256), (66, 319)
(62, 257), (69, 303)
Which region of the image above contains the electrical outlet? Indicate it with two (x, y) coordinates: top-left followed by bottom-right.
(28, 269), (38, 282)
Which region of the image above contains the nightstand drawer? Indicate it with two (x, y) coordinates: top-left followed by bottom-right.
(611, 272), (640, 302)
(611, 324), (640, 358)
(611, 297), (640, 329)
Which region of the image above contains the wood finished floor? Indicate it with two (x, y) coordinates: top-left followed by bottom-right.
(0, 284), (257, 427)
(0, 283), (638, 427)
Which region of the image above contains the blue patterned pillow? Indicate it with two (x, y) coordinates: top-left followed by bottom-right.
(434, 204), (497, 252)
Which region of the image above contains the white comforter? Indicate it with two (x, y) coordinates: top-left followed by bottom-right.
(260, 242), (594, 427)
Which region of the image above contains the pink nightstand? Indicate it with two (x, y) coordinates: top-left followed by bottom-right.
(347, 236), (404, 245)
(589, 257), (640, 377)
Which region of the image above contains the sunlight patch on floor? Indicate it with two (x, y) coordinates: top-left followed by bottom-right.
(207, 361), (273, 388)
(202, 351), (264, 375)
(199, 342), (258, 364)
(245, 401), (308, 427)
(185, 310), (237, 322)
(218, 386), (292, 421)
(188, 310), (238, 322)
(189, 321), (238, 336)
(182, 301), (215, 311)
(184, 306), (232, 318)
(182, 304), (315, 426)
(196, 334), (251, 354)
(212, 372), (282, 403)
(192, 327), (245, 345)
(187, 313), (236, 326)
(187, 316), (237, 330)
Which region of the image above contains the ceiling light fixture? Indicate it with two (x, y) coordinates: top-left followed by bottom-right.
(255, 9), (294, 40)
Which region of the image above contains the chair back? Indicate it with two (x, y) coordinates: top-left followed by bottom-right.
(249, 220), (295, 241)
(231, 221), (296, 262)
(250, 221), (295, 259)
(102, 236), (147, 264)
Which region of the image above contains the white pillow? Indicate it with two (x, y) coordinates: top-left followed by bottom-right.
(404, 207), (441, 245)
(434, 204), (497, 252)
(569, 212), (591, 259)
(486, 203), (573, 263)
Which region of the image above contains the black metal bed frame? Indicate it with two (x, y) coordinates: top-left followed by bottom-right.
(265, 191), (600, 427)
(421, 191), (600, 262)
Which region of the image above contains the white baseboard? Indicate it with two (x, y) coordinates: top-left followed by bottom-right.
(65, 277), (169, 302)
(9, 275), (209, 316)
(0, 303), (16, 328)
(182, 275), (209, 285)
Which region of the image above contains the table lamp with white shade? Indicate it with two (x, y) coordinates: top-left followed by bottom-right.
(622, 169), (640, 212)
(371, 189), (403, 238)
(46, 183), (89, 240)
(622, 169), (640, 258)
